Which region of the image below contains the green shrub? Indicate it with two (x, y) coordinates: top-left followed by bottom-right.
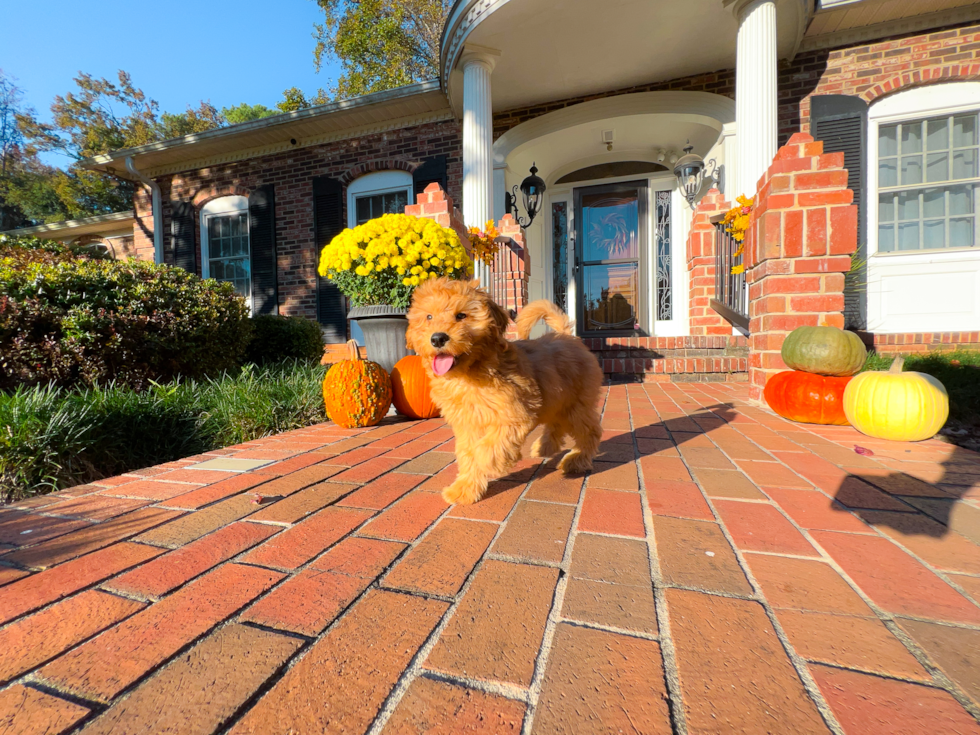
(0, 256), (253, 391)
(0, 360), (328, 501)
(246, 314), (324, 365)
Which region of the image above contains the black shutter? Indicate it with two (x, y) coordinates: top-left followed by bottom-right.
(811, 95), (868, 330)
(170, 200), (196, 273)
(413, 155), (447, 199)
(312, 175), (347, 343)
(248, 184), (278, 316)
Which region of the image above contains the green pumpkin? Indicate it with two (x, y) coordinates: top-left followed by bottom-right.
(781, 326), (867, 377)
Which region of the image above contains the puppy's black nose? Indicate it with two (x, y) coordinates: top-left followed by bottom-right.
(430, 332), (450, 348)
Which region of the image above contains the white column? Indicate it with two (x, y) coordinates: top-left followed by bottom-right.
(461, 47), (497, 286)
(734, 0), (778, 198)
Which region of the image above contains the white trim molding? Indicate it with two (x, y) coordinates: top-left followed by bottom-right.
(866, 82), (980, 334)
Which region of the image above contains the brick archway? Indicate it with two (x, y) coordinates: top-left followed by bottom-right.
(339, 159), (418, 186)
(191, 186), (252, 209)
(862, 64), (980, 104)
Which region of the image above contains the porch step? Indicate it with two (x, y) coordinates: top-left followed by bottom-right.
(586, 336), (749, 383)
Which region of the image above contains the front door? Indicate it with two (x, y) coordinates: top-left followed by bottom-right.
(574, 181), (647, 336)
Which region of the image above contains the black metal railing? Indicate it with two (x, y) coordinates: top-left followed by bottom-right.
(710, 215), (750, 332)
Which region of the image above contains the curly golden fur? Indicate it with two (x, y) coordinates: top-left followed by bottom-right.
(406, 278), (603, 505)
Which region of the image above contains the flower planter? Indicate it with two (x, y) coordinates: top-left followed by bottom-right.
(348, 305), (412, 375)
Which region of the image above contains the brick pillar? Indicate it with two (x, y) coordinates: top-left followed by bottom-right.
(686, 189), (732, 336)
(404, 182), (471, 254)
(495, 213), (530, 339)
(745, 132), (858, 402)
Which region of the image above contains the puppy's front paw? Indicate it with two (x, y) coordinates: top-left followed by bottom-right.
(557, 449), (593, 475)
(442, 479), (481, 506)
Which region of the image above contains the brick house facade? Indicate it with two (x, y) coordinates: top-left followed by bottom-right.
(132, 120), (462, 321)
(58, 3), (979, 385)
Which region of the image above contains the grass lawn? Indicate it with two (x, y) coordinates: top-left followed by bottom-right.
(1, 360), (330, 502)
(862, 349), (980, 450)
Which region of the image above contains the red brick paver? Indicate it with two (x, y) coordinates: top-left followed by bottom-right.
(2, 382), (978, 733)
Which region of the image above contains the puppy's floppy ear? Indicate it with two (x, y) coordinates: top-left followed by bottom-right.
(484, 295), (511, 336)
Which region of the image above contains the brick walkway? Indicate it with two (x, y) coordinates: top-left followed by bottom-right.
(2, 382), (980, 734)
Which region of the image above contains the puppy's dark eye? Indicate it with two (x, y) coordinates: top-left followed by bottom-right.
(426, 314), (432, 321)
(455, 313), (466, 321)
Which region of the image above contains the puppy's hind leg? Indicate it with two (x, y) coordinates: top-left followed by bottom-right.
(557, 408), (602, 475)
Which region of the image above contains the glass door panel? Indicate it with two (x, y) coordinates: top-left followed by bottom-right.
(575, 182), (646, 335)
(583, 263), (639, 330)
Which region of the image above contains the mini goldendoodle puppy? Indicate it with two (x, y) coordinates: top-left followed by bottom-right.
(406, 278), (603, 505)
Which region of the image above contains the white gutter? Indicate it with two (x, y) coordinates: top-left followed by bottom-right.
(124, 156), (163, 265)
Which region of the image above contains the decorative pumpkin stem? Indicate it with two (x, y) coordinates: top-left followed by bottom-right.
(346, 339), (361, 362)
(889, 356), (905, 374)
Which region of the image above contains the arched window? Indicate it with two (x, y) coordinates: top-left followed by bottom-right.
(346, 170), (413, 228)
(200, 195), (250, 302)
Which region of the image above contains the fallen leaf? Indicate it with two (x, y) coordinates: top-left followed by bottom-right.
(854, 446), (874, 456)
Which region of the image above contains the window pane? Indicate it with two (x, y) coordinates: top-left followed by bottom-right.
(879, 193), (896, 222)
(953, 114), (977, 147)
(901, 155), (922, 185)
(582, 190), (640, 261)
(898, 190), (919, 220)
(583, 263), (638, 331)
(879, 224), (895, 252)
(901, 122), (923, 153)
(923, 220), (945, 249)
(923, 188), (945, 218)
(552, 202), (568, 313)
(926, 153), (948, 182)
(926, 118), (949, 151)
(950, 217), (974, 248)
(356, 196), (372, 224)
(381, 190), (408, 214)
(879, 159), (898, 187)
(898, 222), (920, 250)
(879, 125), (898, 156)
(949, 184), (974, 215)
(953, 149), (977, 179)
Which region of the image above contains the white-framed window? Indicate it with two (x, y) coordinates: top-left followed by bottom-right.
(866, 83), (980, 334)
(345, 171), (413, 343)
(201, 195), (251, 302)
(876, 113), (979, 252)
(347, 170), (413, 227)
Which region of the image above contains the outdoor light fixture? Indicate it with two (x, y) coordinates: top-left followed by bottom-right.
(673, 142), (719, 207)
(505, 163), (546, 227)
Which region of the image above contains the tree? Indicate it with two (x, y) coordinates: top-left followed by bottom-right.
(0, 70), (63, 230)
(311, 0), (451, 99)
(222, 103), (277, 125)
(12, 71), (227, 224)
(0, 71), (25, 177)
(276, 87), (329, 113)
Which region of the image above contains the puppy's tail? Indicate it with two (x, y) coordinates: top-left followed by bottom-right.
(515, 300), (573, 339)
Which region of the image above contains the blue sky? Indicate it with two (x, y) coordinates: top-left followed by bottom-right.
(3, 0), (341, 165)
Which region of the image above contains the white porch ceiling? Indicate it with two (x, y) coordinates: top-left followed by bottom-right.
(445, 0), (806, 114)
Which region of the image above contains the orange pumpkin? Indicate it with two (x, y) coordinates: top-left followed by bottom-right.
(764, 370), (852, 426)
(390, 355), (440, 419)
(322, 340), (392, 428)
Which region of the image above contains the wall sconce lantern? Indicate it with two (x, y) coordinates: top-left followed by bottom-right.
(505, 163), (546, 227)
(673, 142), (719, 207)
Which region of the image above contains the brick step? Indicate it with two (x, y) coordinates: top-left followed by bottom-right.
(587, 335), (749, 382)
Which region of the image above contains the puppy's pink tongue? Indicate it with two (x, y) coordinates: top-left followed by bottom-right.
(432, 354), (455, 376)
